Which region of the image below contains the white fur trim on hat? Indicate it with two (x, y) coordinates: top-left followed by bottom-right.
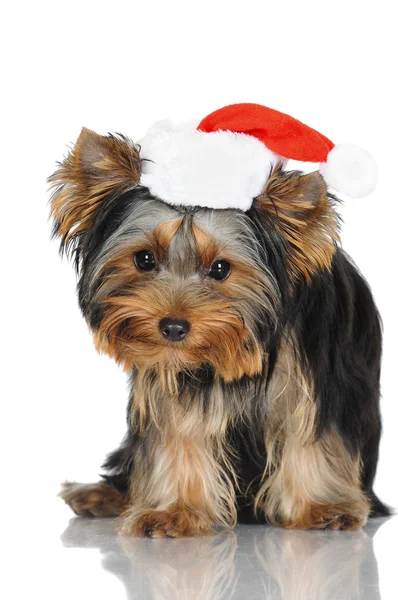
(139, 123), (279, 211)
(320, 143), (378, 198)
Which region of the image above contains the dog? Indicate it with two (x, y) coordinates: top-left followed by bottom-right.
(50, 105), (389, 537)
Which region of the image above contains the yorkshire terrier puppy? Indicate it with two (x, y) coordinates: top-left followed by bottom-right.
(51, 108), (389, 537)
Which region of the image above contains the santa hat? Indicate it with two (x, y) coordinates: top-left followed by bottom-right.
(139, 103), (377, 212)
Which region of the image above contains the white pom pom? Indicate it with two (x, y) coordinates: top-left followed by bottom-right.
(319, 143), (378, 197)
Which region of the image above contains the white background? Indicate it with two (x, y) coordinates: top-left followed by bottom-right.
(1, 1), (397, 598)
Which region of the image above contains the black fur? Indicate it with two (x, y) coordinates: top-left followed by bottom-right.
(51, 160), (390, 524)
(98, 197), (389, 520)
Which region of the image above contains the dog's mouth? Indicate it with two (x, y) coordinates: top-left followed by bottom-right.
(93, 293), (265, 383)
(93, 314), (263, 384)
(118, 331), (213, 363)
(117, 318), (203, 349)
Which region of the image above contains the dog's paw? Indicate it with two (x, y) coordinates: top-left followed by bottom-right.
(59, 481), (128, 517)
(119, 507), (213, 538)
(313, 514), (366, 531)
(277, 501), (370, 531)
(307, 504), (368, 531)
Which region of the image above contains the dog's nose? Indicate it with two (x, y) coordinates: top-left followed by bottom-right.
(159, 318), (190, 342)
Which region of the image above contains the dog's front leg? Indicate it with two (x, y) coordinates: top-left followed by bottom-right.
(257, 344), (372, 531)
(260, 428), (371, 530)
(119, 434), (236, 538)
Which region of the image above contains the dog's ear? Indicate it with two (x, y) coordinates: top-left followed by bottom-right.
(254, 165), (340, 281)
(49, 128), (141, 256)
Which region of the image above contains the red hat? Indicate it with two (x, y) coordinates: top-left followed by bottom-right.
(139, 103), (377, 211)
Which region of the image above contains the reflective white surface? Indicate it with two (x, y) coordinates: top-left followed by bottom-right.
(14, 513), (394, 600)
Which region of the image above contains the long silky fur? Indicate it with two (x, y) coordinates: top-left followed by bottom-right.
(50, 132), (390, 535)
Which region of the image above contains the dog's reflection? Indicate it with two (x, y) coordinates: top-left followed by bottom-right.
(61, 518), (387, 599)
(62, 519), (236, 599)
(253, 525), (384, 600)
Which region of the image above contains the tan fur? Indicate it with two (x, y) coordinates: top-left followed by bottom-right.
(95, 281), (263, 380)
(256, 340), (370, 529)
(52, 131), (372, 538)
(191, 221), (273, 294)
(49, 128), (141, 245)
(92, 218), (268, 381)
(59, 481), (128, 517)
(119, 370), (242, 537)
(191, 221), (222, 269)
(152, 217), (185, 257)
(257, 165), (340, 281)
(120, 433), (237, 538)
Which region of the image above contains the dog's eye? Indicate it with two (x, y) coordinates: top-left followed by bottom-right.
(134, 250), (157, 271)
(208, 260), (231, 281)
